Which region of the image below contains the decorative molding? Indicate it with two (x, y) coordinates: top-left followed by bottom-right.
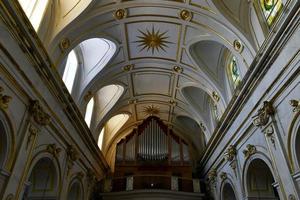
(173, 65), (183, 73)
(76, 171), (84, 180)
(207, 168), (217, 186)
(200, 122), (206, 131)
(179, 9), (192, 21)
(264, 125), (276, 148)
(289, 99), (300, 112)
(143, 105), (160, 116)
(123, 64), (134, 72)
(243, 144), (256, 159)
(66, 145), (79, 174)
(252, 101), (275, 127)
(224, 145), (237, 162)
(26, 125), (39, 150)
(220, 172), (227, 181)
(233, 39), (244, 53)
(169, 99), (177, 106)
(114, 8), (127, 20)
(29, 100), (50, 126)
(212, 91), (220, 102)
(46, 144), (62, 158)
(87, 168), (97, 187)
(0, 86), (12, 110)
(59, 38), (70, 51)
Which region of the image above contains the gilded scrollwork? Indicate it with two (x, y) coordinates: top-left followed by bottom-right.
(224, 145), (237, 162)
(0, 86), (12, 110)
(220, 172), (227, 181)
(252, 101), (275, 127)
(46, 144), (61, 158)
(289, 99), (300, 112)
(243, 144), (256, 159)
(29, 100), (50, 126)
(207, 168), (217, 186)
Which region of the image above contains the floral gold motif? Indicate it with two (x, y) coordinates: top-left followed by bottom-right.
(29, 100), (51, 126)
(252, 101), (275, 127)
(114, 9), (127, 20)
(243, 144), (256, 159)
(233, 39), (244, 53)
(179, 9), (192, 21)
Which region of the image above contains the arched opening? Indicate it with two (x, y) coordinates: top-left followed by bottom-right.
(92, 84), (124, 131)
(246, 159), (280, 199)
(18, 0), (50, 31)
(226, 55), (242, 90)
(62, 49), (78, 93)
(99, 114), (130, 151)
(222, 183), (237, 200)
(61, 38), (116, 98)
(23, 157), (58, 199)
(260, 0), (283, 27)
(67, 181), (83, 200)
(84, 97), (94, 127)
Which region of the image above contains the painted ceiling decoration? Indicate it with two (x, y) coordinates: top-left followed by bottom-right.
(135, 26), (172, 54)
(48, 0), (266, 162)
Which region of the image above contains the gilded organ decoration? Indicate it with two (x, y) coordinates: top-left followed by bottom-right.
(135, 26), (172, 54)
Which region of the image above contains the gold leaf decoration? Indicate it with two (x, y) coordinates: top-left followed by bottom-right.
(135, 26), (172, 54)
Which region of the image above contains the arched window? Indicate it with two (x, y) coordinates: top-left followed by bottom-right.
(98, 127), (105, 150)
(212, 103), (220, 122)
(228, 56), (241, 90)
(260, 0), (283, 26)
(84, 97), (94, 127)
(18, 0), (49, 30)
(62, 50), (78, 93)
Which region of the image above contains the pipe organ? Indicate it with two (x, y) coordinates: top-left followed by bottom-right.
(115, 116), (191, 164)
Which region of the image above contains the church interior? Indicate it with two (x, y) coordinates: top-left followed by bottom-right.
(0, 0), (300, 199)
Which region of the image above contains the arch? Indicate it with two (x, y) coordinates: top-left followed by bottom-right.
(288, 112), (300, 172)
(99, 113), (130, 152)
(62, 49), (78, 93)
(67, 178), (84, 200)
(91, 84), (125, 131)
(60, 38), (116, 99)
(181, 85), (220, 133)
(0, 110), (15, 171)
(23, 157), (59, 199)
(84, 97), (94, 127)
(244, 158), (280, 199)
(221, 182), (237, 200)
(18, 0), (50, 31)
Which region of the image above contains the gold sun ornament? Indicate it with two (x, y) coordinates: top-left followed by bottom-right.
(143, 105), (160, 116)
(135, 26), (172, 54)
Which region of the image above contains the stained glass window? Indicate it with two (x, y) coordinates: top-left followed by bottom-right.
(229, 56), (241, 89)
(212, 104), (219, 121)
(260, 0), (283, 26)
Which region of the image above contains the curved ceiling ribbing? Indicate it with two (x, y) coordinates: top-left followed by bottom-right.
(48, 0), (258, 160)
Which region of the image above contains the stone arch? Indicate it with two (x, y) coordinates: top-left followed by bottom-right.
(67, 178), (84, 200)
(221, 181), (237, 200)
(0, 110), (15, 171)
(23, 156), (60, 199)
(243, 157), (280, 199)
(287, 111), (300, 172)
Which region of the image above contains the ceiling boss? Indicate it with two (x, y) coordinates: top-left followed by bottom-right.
(135, 26), (172, 54)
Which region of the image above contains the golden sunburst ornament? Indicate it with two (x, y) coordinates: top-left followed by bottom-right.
(143, 105), (160, 116)
(135, 26), (172, 54)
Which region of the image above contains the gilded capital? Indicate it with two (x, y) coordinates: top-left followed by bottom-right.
(224, 145), (237, 162)
(0, 86), (12, 110)
(243, 144), (256, 159)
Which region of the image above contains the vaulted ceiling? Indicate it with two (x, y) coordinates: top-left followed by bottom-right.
(47, 0), (259, 161)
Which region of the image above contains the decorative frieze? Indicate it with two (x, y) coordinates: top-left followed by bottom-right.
(0, 86), (12, 110)
(252, 101), (275, 127)
(243, 144), (256, 159)
(46, 144), (61, 158)
(29, 100), (50, 126)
